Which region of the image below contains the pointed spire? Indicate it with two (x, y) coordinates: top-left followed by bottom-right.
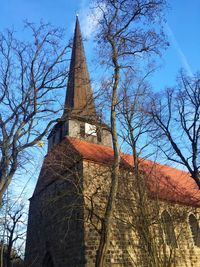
(64, 16), (96, 118)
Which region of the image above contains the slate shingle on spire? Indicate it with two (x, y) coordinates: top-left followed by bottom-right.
(47, 17), (112, 150)
(64, 16), (96, 118)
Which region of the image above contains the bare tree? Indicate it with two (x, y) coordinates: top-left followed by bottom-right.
(117, 73), (158, 267)
(150, 71), (200, 188)
(0, 22), (69, 203)
(116, 72), (180, 267)
(0, 195), (27, 267)
(92, 0), (167, 266)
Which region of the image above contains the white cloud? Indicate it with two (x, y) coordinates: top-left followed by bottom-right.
(165, 23), (193, 77)
(78, 0), (104, 38)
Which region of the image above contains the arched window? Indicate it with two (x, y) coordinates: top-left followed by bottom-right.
(189, 214), (200, 247)
(161, 210), (177, 248)
(80, 123), (85, 138)
(43, 252), (54, 267)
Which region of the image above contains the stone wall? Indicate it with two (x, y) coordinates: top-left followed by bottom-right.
(48, 119), (112, 151)
(25, 162), (86, 267)
(82, 160), (200, 267)
(25, 157), (200, 267)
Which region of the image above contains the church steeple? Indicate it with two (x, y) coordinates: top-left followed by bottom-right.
(64, 16), (96, 118)
(47, 17), (112, 150)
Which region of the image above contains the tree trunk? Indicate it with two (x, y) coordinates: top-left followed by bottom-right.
(95, 43), (120, 267)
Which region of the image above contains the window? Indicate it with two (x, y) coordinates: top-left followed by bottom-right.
(59, 127), (63, 141)
(52, 134), (56, 145)
(64, 121), (68, 136)
(189, 214), (200, 247)
(161, 210), (177, 248)
(80, 123), (85, 138)
(97, 128), (102, 143)
(43, 252), (54, 267)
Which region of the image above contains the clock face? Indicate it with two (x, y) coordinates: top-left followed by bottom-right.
(85, 123), (97, 136)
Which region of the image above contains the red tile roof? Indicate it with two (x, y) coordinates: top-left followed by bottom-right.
(66, 137), (200, 206)
(33, 136), (200, 207)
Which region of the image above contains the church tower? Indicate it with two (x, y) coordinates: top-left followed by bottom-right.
(24, 17), (112, 267)
(47, 16), (111, 150)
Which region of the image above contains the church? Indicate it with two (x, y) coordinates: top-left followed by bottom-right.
(24, 17), (200, 267)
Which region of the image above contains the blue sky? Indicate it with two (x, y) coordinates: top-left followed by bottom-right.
(1, 0), (199, 197)
(158, 1), (200, 87)
(1, 0), (199, 89)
